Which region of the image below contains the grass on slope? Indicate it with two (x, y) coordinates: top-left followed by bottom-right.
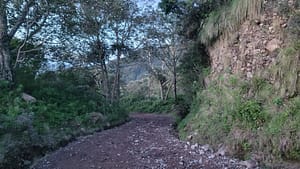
(178, 74), (300, 167)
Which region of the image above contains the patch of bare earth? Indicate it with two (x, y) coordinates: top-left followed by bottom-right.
(32, 114), (248, 169)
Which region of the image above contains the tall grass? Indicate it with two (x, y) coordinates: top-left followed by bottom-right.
(200, 0), (263, 45)
(178, 74), (300, 166)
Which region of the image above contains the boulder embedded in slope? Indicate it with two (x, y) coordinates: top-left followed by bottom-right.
(21, 93), (37, 103)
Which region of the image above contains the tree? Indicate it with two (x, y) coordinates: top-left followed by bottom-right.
(57, 0), (143, 102)
(107, 1), (142, 101)
(159, 0), (228, 39)
(10, 38), (46, 90)
(60, 0), (113, 101)
(0, 0), (50, 82)
(179, 42), (210, 100)
(140, 43), (170, 100)
(144, 10), (187, 101)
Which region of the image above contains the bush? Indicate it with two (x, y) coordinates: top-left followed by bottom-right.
(0, 69), (128, 169)
(120, 95), (176, 114)
(234, 100), (267, 129)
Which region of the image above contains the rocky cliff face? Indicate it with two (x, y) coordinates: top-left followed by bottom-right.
(208, 0), (299, 97)
(179, 1), (300, 167)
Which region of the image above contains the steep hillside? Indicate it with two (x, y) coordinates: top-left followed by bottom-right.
(179, 0), (300, 168)
(207, 0), (299, 97)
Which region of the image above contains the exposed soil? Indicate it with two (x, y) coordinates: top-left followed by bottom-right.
(32, 114), (247, 169)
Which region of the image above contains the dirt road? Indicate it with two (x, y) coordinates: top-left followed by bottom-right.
(32, 114), (247, 169)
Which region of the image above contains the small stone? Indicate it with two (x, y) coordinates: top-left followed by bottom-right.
(266, 38), (281, 52)
(239, 160), (258, 169)
(229, 159), (236, 163)
(268, 26), (272, 30)
(191, 143), (198, 150)
(208, 154), (215, 159)
(254, 19), (261, 25)
(247, 72), (253, 78)
(202, 144), (212, 152)
(263, 40), (268, 45)
(216, 145), (228, 156)
(187, 135), (193, 140)
(198, 158), (202, 164)
(281, 23), (287, 28)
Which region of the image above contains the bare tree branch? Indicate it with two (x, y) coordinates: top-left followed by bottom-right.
(8, 0), (35, 40)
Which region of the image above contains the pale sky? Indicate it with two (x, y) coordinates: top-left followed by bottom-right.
(137, 0), (160, 9)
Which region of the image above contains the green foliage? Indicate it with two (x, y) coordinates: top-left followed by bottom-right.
(200, 0), (263, 45)
(273, 97), (284, 107)
(179, 75), (300, 164)
(179, 43), (210, 101)
(159, 0), (185, 14)
(120, 95), (176, 114)
(271, 40), (300, 97)
(159, 0), (234, 39)
(0, 80), (10, 90)
(234, 100), (267, 129)
(0, 69), (128, 169)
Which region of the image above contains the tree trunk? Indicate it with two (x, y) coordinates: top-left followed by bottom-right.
(0, 2), (12, 81)
(115, 48), (121, 101)
(159, 80), (164, 100)
(165, 82), (172, 100)
(112, 47), (121, 102)
(0, 42), (12, 81)
(173, 66), (177, 101)
(101, 58), (111, 101)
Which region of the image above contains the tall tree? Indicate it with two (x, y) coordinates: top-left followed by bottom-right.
(107, 0), (142, 101)
(59, 0), (143, 102)
(140, 43), (170, 100)
(144, 10), (186, 101)
(0, 0), (50, 81)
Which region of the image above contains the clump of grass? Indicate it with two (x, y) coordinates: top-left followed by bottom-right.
(271, 40), (300, 98)
(200, 0), (263, 45)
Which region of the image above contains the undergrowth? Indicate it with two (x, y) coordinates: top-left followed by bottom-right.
(120, 95), (177, 114)
(120, 95), (190, 125)
(0, 70), (128, 169)
(179, 74), (300, 166)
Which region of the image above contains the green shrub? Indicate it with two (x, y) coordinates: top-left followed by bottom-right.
(120, 95), (176, 114)
(234, 100), (267, 129)
(0, 70), (128, 169)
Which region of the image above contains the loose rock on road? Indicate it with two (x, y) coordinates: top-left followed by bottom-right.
(32, 114), (250, 169)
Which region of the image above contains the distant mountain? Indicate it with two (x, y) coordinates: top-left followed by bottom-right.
(120, 57), (162, 84)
